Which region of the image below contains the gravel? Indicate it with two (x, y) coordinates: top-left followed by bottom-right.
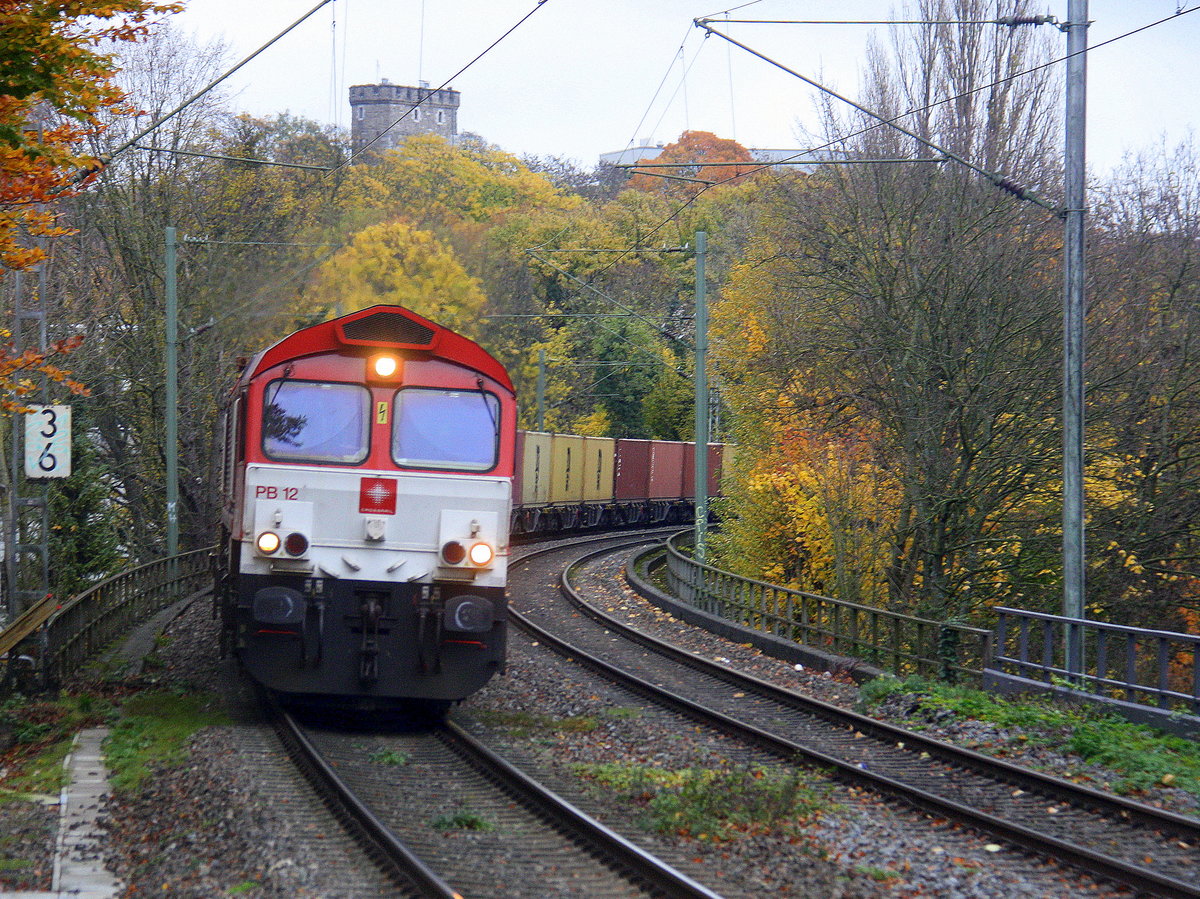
(0, 540), (1193, 897)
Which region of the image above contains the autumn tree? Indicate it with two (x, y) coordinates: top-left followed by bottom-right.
(1, 0), (179, 270)
(305, 220), (488, 337)
(712, 0), (1065, 620)
(1083, 137), (1200, 628)
(0, 1), (178, 423)
(629, 131), (756, 199)
(337, 133), (573, 234)
(57, 26), (344, 557)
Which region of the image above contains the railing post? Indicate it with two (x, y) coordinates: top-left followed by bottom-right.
(1125, 634), (1137, 702)
(1157, 637), (1170, 708)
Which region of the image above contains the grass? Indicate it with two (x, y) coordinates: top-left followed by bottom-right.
(104, 690), (231, 794)
(572, 761), (829, 841)
(853, 864), (902, 883)
(0, 692), (114, 799)
(858, 675), (1200, 800)
(471, 709), (600, 737)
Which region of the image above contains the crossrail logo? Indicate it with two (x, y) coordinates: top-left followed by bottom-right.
(359, 477), (397, 514)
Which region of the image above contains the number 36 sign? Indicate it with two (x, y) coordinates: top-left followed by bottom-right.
(24, 405), (71, 479)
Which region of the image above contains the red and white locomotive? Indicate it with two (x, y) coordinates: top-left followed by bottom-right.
(216, 305), (516, 709)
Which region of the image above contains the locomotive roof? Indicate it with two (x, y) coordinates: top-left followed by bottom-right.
(243, 304), (514, 392)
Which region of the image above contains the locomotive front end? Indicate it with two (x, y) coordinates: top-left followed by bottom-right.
(218, 306), (516, 708)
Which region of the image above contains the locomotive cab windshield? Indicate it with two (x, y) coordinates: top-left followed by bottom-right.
(392, 387), (500, 471)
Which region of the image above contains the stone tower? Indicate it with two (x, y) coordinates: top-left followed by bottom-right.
(349, 79), (460, 156)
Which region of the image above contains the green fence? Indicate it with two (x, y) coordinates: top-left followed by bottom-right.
(663, 532), (992, 684)
(24, 548), (213, 687)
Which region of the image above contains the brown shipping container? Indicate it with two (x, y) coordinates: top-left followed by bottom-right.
(549, 433), (586, 503)
(614, 439), (652, 500)
(582, 437), (615, 502)
(518, 431), (552, 506)
(710, 444), (725, 496)
(649, 441), (686, 499)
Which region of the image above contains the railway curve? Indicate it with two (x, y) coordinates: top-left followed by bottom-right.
(507, 537), (1200, 898)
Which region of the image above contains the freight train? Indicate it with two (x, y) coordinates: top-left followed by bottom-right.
(215, 304), (722, 710)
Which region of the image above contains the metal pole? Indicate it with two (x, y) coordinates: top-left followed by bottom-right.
(165, 227), (179, 557)
(693, 231), (709, 562)
(1062, 0), (1088, 675)
(4, 273), (21, 618)
(536, 347), (546, 431)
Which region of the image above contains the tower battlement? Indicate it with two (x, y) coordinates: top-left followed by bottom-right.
(349, 79), (459, 155)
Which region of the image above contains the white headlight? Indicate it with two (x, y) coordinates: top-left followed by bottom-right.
(468, 542), (494, 566)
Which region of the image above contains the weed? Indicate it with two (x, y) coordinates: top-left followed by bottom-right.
(856, 676), (1200, 801)
(368, 748), (410, 766)
(574, 762), (828, 841)
(431, 809), (493, 832)
(227, 880), (260, 894)
(600, 706), (641, 720)
(0, 692), (112, 797)
(853, 864), (901, 882)
(470, 709), (597, 737)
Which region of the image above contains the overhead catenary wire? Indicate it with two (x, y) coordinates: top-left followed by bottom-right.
(693, 17), (1060, 214)
(580, 2), (1200, 287)
(330, 0), (555, 173)
(99, 0), (337, 171)
(133, 145), (334, 171)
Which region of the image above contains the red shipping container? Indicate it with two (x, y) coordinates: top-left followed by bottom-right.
(682, 443), (724, 498)
(649, 441), (686, 499)
(614, 439), (652, 500)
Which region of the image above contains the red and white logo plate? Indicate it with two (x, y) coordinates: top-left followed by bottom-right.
(359, 477), (397, 515)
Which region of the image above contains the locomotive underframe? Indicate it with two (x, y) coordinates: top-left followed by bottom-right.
(227, 571), (506, 707)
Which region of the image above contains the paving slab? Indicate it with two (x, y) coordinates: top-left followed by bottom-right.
(0, 728), (122, 899)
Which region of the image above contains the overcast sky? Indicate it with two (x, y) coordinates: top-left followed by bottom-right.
(169, 1), (1199, 175)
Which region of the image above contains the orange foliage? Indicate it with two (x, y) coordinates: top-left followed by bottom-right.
(0, 335), (91, 411)
(628, 131), (758, 198)
(0, 0), (181, 270)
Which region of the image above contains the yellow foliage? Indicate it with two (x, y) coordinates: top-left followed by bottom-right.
(307, 221), (487, 339)
(339, 134), (578, 229)
(569, 407), (611, 437)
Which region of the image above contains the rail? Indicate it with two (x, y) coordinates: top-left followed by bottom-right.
(663, 532), (992, 684)
(988, 606), (1200, 718)
(2, 548), (213, 689)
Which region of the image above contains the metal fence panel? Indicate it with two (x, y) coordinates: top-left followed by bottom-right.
(663, 532), (991, 684)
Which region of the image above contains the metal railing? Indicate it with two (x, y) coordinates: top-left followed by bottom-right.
(663, 533), (992, 683)
(35, 548), (213, 686)
(991, 606), (1200, 714)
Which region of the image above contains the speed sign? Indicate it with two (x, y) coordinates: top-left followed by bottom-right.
(24, 405), (71, 479)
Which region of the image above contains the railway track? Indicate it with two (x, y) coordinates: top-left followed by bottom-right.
(507, 536), (1200, 899)
(264, 531), (723, 899)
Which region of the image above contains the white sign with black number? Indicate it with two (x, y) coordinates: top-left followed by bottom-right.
(24, 404), (71, 479)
